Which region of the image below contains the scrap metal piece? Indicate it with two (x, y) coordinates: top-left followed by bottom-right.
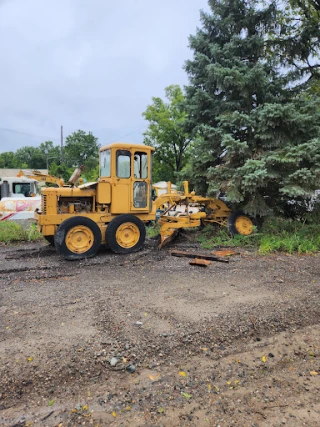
(170, 250), (229, 263)
(189, 258), (211, 267)
(211, 250), (239, 257)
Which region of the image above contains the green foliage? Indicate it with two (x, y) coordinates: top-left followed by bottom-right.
(146, 222), (160, 238)
(197, 216), (320, 254)
(82, 162), (99, 182)
(197, 225), (258, 249)
(39, 140), (61, 167)
(24, 223), (43, 241)
(143, 85), (192, 183)
(15, 146), (45, 169)
(49, 162), (72, 184)
(283, 0), (320, 83)
(0, 141), (59, 171)
(0, 151), (19, 168)
(0, 130), (100, 184)
(258, 218), (320, 254)
(183, 0), (320, 216)
(64, 130), (100, 170)
(0, 222), (42, 243)
(0, 222), (25, 243)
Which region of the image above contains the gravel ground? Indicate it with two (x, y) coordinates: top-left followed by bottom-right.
(0, 236), (320, 427)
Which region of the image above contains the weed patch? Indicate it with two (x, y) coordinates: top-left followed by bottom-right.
(146, 222), (160, 238)
(0, 222), (43, 244)
(197, 217), (320, 255)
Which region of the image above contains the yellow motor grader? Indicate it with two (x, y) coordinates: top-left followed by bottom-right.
(34, 142), (253, 260)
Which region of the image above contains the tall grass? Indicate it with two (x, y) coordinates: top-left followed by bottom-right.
(0, 222), (43, 244)
(2, 216), (319, 255)
(197, 217), (320, 254)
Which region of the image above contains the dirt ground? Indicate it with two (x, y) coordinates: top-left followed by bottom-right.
(0, 235), (319, 427)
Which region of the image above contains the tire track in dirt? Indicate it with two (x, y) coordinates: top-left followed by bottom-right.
(0, 241), (319, 426)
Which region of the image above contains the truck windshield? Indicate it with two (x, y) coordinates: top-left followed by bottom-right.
(13, 183), (32, 197)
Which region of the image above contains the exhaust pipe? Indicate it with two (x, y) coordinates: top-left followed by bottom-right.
(68, 166), (85, 186)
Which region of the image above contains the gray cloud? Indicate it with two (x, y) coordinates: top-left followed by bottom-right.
(0, 0), (209, 152)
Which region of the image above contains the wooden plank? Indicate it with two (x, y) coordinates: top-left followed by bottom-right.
(170, 250), (229, 263)
(189, 258), (211, 267)
(211, 249), (239, 257)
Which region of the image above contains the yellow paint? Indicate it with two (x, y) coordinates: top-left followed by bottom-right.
(96, 181), (111, 204)
(235, 215), (253, 235)
(111, 182), (130, 214)
(66, 225), (94, 254)
(116, 221), (140, 248)
(35, 142), (253, 256)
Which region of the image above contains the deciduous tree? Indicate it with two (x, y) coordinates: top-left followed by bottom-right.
(143, 85), (192, 183)
(64, 130), (100, 169)
(0, 152), (18, 168)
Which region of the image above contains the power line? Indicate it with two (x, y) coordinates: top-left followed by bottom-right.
(104, 126), (147, 146)
(0, 124), (149, 151)
(0, 126), (60, 142)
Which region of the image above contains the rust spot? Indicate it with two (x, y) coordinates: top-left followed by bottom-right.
(189, 258), (211, 267)
(211, 250), (239, 257)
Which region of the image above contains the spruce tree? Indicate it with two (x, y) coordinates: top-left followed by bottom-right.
(184, 0), (320, 215)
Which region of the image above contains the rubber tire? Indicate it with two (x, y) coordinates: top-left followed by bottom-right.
(44, 236), (54, 246)
(228, 211), (253, 236)
(54, 217), (102, 260)
(106, 214), (146, 254)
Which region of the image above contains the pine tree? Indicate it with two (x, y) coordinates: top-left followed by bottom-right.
(184, 0), (320, 215)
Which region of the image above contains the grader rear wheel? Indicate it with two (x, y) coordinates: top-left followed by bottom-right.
(228, 211), (254, 236)
(54, 217), (102, 260)
(106, 214), (146, 254)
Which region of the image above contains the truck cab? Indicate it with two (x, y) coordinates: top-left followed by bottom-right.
(0, 177), (40, 222)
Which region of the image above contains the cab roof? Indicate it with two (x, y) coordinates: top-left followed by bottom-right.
(100, 142), (155, 152)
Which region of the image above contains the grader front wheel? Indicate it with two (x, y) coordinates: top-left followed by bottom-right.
(228, 211), (254, 236)
(106, 214), (146, 254)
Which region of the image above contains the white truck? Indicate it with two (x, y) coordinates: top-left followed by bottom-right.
(0, 176), (41, 222)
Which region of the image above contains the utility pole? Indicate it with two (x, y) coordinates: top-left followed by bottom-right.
(45, 149), (49, 170)
(60, 125), (64, 164)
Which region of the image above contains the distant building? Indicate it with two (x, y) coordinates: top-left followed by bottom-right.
(0, 168), (48, 178)
(153, 181), (177, 196)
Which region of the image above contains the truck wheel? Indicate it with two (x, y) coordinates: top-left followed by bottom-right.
(54, 217), (102, 260)
(228, 211), (253, 236)
(106, 214), (146, 254)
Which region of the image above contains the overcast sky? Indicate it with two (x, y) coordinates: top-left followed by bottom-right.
(0, 0), (210, 153)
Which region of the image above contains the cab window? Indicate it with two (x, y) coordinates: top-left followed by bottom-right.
(116, 150), (131, 178)
(134, 152), (148, 179)
(100, 149), (111, 177)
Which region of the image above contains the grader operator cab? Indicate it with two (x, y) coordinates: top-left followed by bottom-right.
(35, 142), (253, 260)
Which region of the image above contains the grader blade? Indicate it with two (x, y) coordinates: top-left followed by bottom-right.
(158, 228), (179, 249)
(158, 211), (207, 249)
